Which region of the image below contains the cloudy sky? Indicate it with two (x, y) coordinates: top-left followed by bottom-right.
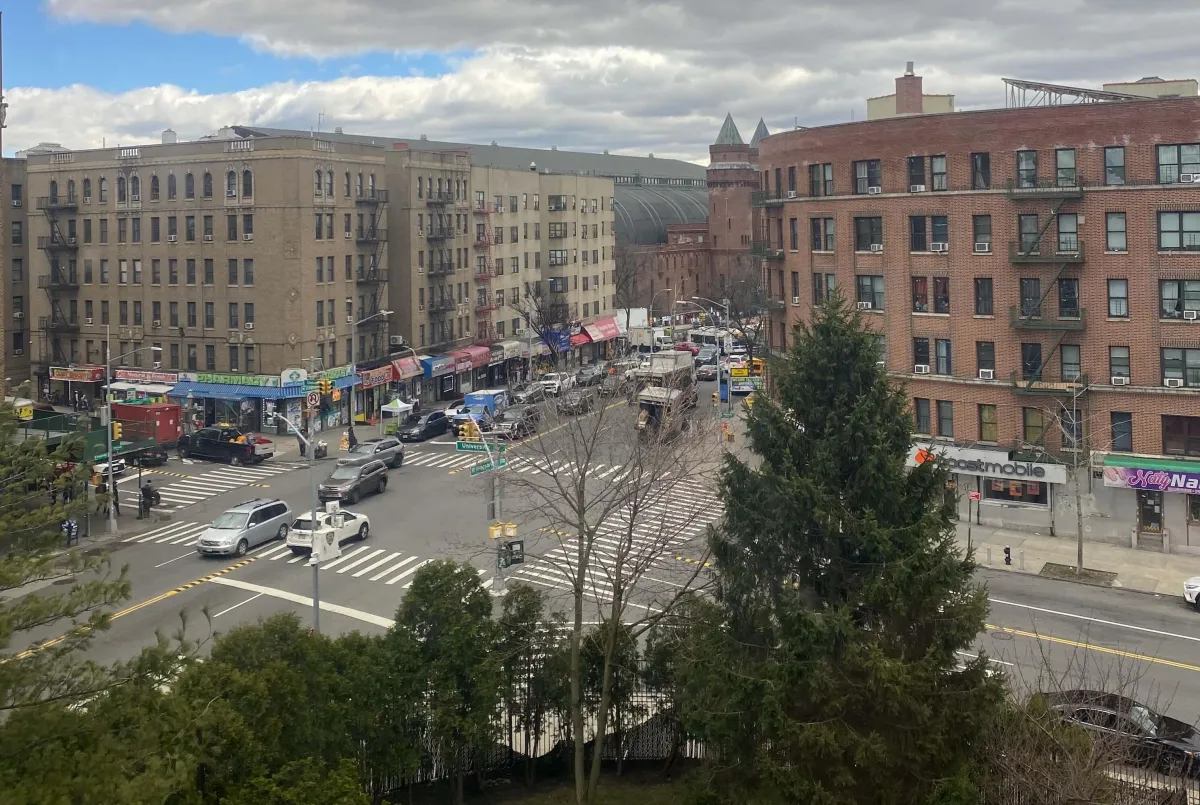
(5, 1), (1198, 162)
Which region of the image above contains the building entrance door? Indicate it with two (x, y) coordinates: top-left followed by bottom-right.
(1137, 490), (1164, 533)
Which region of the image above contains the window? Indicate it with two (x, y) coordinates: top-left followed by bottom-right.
(1159, 211), (1200, 250)
(242, 169), (253, 198)
(1057, 213), (1079, 253)
(787, 166), (796, 194)
(933, 277), (950, 314)
(970, 152), (991, 190)
(9, 221), (20, 245)
(1105, 147), (1126, 186)
(1061, 344), (1081, 381)
(853, 159), (881, 194)
(907, 156), (925, 189)
(931, 155), (947, 190)
(809, 163), (833, 196)
(1160, 279), (1200, 318)
(229, 346), (240, 371)
(168, 259), (178, 285)
(186, 259), (196, 285)
(243, 214), (253, 237)
(133, 301), (142, 326)
(935, 339), (952, 374)
(100, 300), (109, 325)
(812, 272), (836, 304)
(203, 259), (214, 285)
(1019, 214), (1040, 252)
(227, 214), (237, 241)
(202, 172), (212, 199)
(117, 176), (126, 203)
(1020, 278), (1042, 317)
(914, 398), (931, 434)
(83, 218), (92, 243)
(789, 218), (799, 251)
(909, 216), (927, 252)
(977, 341), (995, 373)
(856, 275), (884, 309)
(1158, 144), (1200, 184)
(1017, 150), (1038, 187)
(204, 302), (214, 329)
(98, 218), (107, 243)
(913, 337), (930, 366)
(182, 173), (194, 200)
(119, 301), (128, 325)
(1021, 343), (1043, 381)
(1162, 348), (1200, 387)
(315, 214), (323, 240)
(99, 258), (109, 284)
(228, 302), (239, 329)
(186, 216), (196, 241)
(1108, 279), (1129, 317)
(244, 259), (255, 285)
(244, 303), (254, 326)
(99, 177), (109, 203)
(1056, 148), (1077, 186)
(912, 277), (929, 312)
(1164, 415), (1200, 457)
(1023, 408), (1046, 443)
(186, 301), (196, 328)
(1111, 412), (1134, 452)
(117, 218), (127, 243)
(1110, 346), (1131, 378)
(1059, 277), (1080, 318)
(132, 259), (142, 284)
(1106, 212), (1127, 252)
(854, 216), (882, 250)
(151, 217), (160, 243)
(973, 278), (993, 315)
(228, 258), (238, 285)
(936, 401), (953, 437)
(151, 301), (160, 323)
(150, 175), (160, 201)
(972, 215), (992, 249)
(226, 170), (236, 198)
(118, 260), (129, 284)
(810, 217), (835, 250)
(205, 344), (216, 371)
(1061, 408), (1082, 450)
(316, 300), (325, 327)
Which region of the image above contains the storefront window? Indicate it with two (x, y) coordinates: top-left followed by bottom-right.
(1189, 494), (1200, 523)
(983, 478), (1048, 505)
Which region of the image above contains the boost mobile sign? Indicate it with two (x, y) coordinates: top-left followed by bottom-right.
(908, 445), (1067, 485)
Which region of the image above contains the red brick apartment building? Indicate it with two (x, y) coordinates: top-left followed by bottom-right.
(754, 90), (1200, 551)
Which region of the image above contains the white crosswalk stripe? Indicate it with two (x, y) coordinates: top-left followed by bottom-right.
(390, 558), (431, 586)
(122, 463), (300, 511)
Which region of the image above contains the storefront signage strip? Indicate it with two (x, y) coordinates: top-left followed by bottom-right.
(115, 369), (179, 384)
(50, 366), (105, 383)
(358, 366), (394, 389)
(1103, 466), (1200, 494)
(179, 372), (281, 387)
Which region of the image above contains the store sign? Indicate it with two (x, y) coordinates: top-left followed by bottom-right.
(182, 372), (281, 387)
(392, 356), (423, 380)
(423, 356), (455, 378)
(317, 364), (355, 381)
(456, 358), (472, 374)
(358, 366), (393, 389)
(1103, 466), (1200, 495)
(908, 444), (1067, 484)
(115, 369), (179, 384)
(50, 366), (105, 383)
(280, 368), (309, 386)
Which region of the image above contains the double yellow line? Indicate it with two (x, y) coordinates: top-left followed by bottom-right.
(984, 624), (1200, 673)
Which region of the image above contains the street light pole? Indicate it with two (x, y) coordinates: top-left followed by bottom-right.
(103, 325), (162, 535)
(685, 296), (733, 416)
(273, 412), (320, 632)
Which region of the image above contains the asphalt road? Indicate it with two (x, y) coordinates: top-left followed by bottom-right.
(15, 379), (1200, 723)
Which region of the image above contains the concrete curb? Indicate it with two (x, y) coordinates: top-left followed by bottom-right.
(971, 555), (1178, 601)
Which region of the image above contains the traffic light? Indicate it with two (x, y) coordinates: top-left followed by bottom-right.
(317, 378), (332, 396)
(459, 420), (480, 442)
(112, 421), (123, 440)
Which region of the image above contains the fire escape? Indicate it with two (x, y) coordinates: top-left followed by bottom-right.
(426, 188), (459, 348)
(36, 189), (81, 369)
(472, 198), (498, 345)
(355, 189), (389, 359)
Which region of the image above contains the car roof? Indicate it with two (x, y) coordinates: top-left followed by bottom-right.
(224, 498), (284, 512)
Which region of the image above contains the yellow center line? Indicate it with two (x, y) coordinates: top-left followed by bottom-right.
(984, 624), (1200, 673)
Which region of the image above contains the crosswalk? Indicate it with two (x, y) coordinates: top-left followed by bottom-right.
(121, 462), (309, 511)
(403, 450), (652, 482)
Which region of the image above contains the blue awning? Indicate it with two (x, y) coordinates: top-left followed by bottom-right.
(333, 374), (357, 390)
(168, 381), (291, 400)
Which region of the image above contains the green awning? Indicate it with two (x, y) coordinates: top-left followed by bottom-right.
(1102, 454), (1200, 473)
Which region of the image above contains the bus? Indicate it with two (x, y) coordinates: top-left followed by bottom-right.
(728, 357), (765, 394)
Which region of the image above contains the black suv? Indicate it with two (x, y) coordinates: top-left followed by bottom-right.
(319, 459), (389, 504)
(397, 410), (450, 441)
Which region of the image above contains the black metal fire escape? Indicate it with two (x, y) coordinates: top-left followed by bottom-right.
(355, 189), (389, 359)
(36, 190), (81, 367)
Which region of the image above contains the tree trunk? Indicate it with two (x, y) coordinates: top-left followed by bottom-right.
(453, 770), (464, 805)
(571, 537), (587, 805)
(586, 591), (623, 803)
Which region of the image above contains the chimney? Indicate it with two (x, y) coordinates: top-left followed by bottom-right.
(895, 61), (923, 115)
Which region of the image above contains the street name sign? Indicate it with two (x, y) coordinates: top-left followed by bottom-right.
(456, 440), (508, 453)
(471, 457), (509, 475)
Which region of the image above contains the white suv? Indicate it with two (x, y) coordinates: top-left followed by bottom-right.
(539, 372), (576, 396)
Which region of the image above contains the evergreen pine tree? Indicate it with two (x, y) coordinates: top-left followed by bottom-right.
(678, 294), (1003, 804)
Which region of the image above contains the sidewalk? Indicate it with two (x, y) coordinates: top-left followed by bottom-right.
(958, 521), (1200, 596)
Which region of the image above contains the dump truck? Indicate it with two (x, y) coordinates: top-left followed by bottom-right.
(631, 351), (698, 412)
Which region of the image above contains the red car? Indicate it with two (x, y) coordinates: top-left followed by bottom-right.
(674, 342), (701, 356)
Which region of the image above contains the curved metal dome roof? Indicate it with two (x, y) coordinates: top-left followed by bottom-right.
(614, 184), (709, 245)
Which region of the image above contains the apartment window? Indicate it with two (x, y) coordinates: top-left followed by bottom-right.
(316, 300), (325, 326)
(907, 156), (925, 189)
(1160, 279), (1200, 318)
(932, 277), (950, 314)
(810, 217), (835, 250)
(976, 404), (998, 442)
(936, 400), (954, 437)
(852, 159), (881, 194)
(228, 303), (239, 329)
(205, 344), (216, 371)
(118, 260), (129, 284)
(204, 302), (214, 329)
(203, 259), (214, 285)
(911, 277), (929, 312)
(1021, 343), (1043, 381)
(1111, 412), (1134, 452)
(151, 301), (160, 324)
(133, 301), (143, 326)
(976, 341), (995, 373)
(909, 216), (927, 252)
(168, 259), (178, 285)
(789, 218), (799, 251)
(809, 163), (833, 197)
(1158, 144), (1200, 184)
(1019, 214), (1040, 252)
(98, 177), (109, 203)
(1023, 408), (1046, 443)
(854, 216), (882, 250)
(935, 339), (952, 375)
(151, 217), (160, 242)
(99, 300), (109, 325)
(1061, 344), (1081, 381)
(1058, 213), (1079, 252)
(117, 218), (127, 243)
(228, 345), (240, 371)
(856, 275), (884, 309)
(186, 302), (196, 328)
(1165, 415), (1200, 457)
(186, 259), (196, 285)
(970, 152), (991, 190)
(1020, 278), (1042, 317)
(1059, 277), (1080, 318)
(1105, 146), (1126, 185)
(228, 258), (238, 285)
(182, 173), (193, 200)
(80, 259), (89, 284)
(244, 259), (255, 286)
(972, 215), (992, 250)
(99, 258), (109, 284)
(243, 214), (253, 238)
(98, 218), (107, 243)
(244, 303), (254, 326)
(8, 221), (19, 246)
(184, 215), (196, 241)
(786, 165), (796, 194)
(1106, 212), (1127, 252)
(812, 272), (836, 304)
(315, 214), (323, 240)
(1162, 348), (1200, 387)
(202, 172), (212, 199)
(1056, 148), (1077, 187)
(169, 302), (178, 327)
(1159, 211), (1200, 250)
(245, 345), (255, 373)
(1017, 150), (1038, 187)
(1110, 346), (1131, 379)
(930, 155), (947, 191)
(119, 301), (128, 325)
(1108, 279), (1129, 317)
(913, 337), (930, 366)
(914, 398), (931, 434)
(83, 218), (92, 243)
(967, 277), (991, 316)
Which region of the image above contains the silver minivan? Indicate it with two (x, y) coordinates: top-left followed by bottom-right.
(196, 498), (293, 557)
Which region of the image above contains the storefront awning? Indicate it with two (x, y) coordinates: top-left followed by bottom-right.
(357, 365), (394, 389)
(488, 345), (507, 365)
(461, 345), (492, 369)
(1101, 453), (1200, 494)
(108, 382), (137, 392)
(142, 384), (175, 394)
(168, 381), (290, 400)
(392, 356), (423, 380)
(421, 355), (455, 378)
(498, 340), (522, 361)
(569, 332), (592, 347)
(583, 317), (622, 342)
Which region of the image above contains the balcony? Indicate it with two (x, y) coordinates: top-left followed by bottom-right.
(427, 298), (456, 315)
(475, 299), (498, 313)
(39, 316), (79, 333)
(765, 297), (787, 311)
(426, 226), (453, 241)
(37, 234), (78, 252)
(426, 260), (455, 276)
(473, 201), (491, 215)
(750, 240), (785, 259)
(1009, 371), (1089, 395)
(36, 195), (79, 212)
(1009, 239), (1086, 264)
(355, 189), (389, 206)
(473, 234), (493, 249)
(750, 191), (785, 208)
(1004, 177), (1086, 200)
(1008, 306), (1087, 331)
(356, 269), (386, 284)
(38, 273), (80, 291)
(425, 191), (453, 206)
(356, 228), (386, 244)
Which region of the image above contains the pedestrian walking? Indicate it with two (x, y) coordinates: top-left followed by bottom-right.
(95, 479), (108, 516)
(347, 424), (358, 450)
(298, 430), (306, 458)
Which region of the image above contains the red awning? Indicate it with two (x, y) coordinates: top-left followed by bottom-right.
(583, 317), (621, 342)
(447, 350), (474, 374)
(461, 345), (492, 368)
(569, 332), (592, 347)
(391, 356), (423, 380)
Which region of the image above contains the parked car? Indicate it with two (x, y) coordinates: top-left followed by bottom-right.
(575, 364), (607, 387)
(556, 390), (595, 416)
(318, 460), (389, 504)
(196, 498), (292, 557)
(674, 342), (701, 356)
(598, 372), (630, 397)
(494, 405), (541, 439)
(539, 372), (576, 396)
(695, 345), (720, 366)
(92, 456), (127, 478)
(177, 426), (274, 465)
(1044, 689), (1200, 776)
(338, 436), (404, 468)
(397, 410), (450, 441)
(512, 384), (547, 405)
(696, 364), (718, 381)
(286, 509), (371, 555)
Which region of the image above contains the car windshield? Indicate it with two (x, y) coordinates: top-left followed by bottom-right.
(413, 415), (430, 426)
(211, 512), (248, 529)
(1128, 704), (1160, 737)
(328, 467), (360, 481)
(292, 518), (315, 531)
(544, 374), (563, 382)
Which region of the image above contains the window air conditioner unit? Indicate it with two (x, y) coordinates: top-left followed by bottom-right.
(244, 322), (254, 330)
(930, 242), (948, 253)
(346, 315), (354, 323)
(910, 184), (927, 193)
(1111, 375), (1130, 386)
(1186, 310), (1199, 321)
(242, 233), (253, 241)
(152, 319), (161, 327)
(85, 317), (93, 325)
(787, 190), (797, 199)
(66, 237), (76, 245)
(11, 199), (20, 207)
(978, 369), (994, 380)
(166, 235), (177, 243)
(791, 296), (800, 304)
(227, 191), (237, 198)
(12, 311), (22, 319)
(13, 349), (22, 356)
(869, 243), (884, 252)
(974, 242), (991, 253)
(857, 301), (873, 311)
(1166, 377), (1184, 387)
(344, 232), (351, 239)
(203, 234), (213, 242)
(867, 186), (883, 195)
(913, 364), (931, 374)
(1182, 174), (1198, 183)
(390, 336), (406, 347)
(131, 194), (140, 202)
(82, 196), (91, 204)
